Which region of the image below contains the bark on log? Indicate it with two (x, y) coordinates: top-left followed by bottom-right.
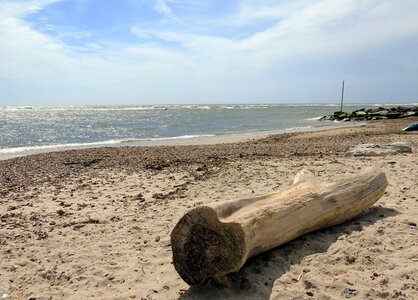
(171, 167), (388, 286)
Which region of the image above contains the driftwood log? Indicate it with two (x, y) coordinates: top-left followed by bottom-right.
(171, 167), (388, 286)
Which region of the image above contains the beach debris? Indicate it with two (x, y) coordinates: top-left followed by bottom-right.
(62, 217), (100, 228)
(18, 260), (27, 267)
(400, 283), (417, 290)
(63, 158), (102, 167)
(303, 280), (316, 289)
(9, 265), (18, 272)
(406, 221), (417, 227)
(152, 186), (186, 200)
(377, 291), (390, 298)
(73, 223), (85, 230)
(152, 192), (166, 200)
(341, 288), (357, 298)
(402, 122), (418, 131)
(36, 231), (49, 240)
(346, 143), (412, 156)
(297, 269), (311, 281)
(171, 167), (387, 286)
(107, 274), (115, 280)
(133, 193), (145, 202)
(379, 277), (389, 286)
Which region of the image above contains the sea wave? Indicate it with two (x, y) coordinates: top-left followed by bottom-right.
(143, 134), (216, 141)
(305, 116), (323, 121)
(0, 140), (123, 154)
(284, 126), (314, 131)
(1, 103), (416, 112)
(0, 134), (217, 154)
(0, 106), (169, 112)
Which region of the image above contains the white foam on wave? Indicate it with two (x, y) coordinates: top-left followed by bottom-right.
(2, 103), (416, 112)
(143, 134), (216, 141)
(305, 116), (323, 121)
(81, 106), (165, 111)
(238, 105), (269, 109)
(284, 126), (314, 131)
(0, 140), (123, 154)
(0, 134), (217, 155)
(0, 106), (169, 112)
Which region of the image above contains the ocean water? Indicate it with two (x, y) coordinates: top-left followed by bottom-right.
(0, 103), (411, 155)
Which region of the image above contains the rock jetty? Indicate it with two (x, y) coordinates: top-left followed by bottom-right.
(320, 106), (418, 122)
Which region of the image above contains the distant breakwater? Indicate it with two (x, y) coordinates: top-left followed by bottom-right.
(320, 106), (418, 122)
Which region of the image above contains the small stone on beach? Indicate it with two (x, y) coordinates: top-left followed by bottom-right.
(341, 288), (357, 298)
(346, 143), (412, 156)
(18, 260), (27, 267)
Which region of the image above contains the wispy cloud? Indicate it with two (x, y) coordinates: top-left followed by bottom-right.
(0, 0), (63, 18)
(153, 0), (176, 19)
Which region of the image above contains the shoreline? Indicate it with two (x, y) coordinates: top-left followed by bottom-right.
(0, 117), (417, 299)
(0, 121), (366, 161)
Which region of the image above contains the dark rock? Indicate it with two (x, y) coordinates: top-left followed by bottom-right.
(404, 111), (416, 117)
(57, 209), (66, 216)
(107, 274), (115, 280)
(371, 109), (389, 116)
(36, 231), (49, 240)
(387, 112), (401, 119)
(371, 116), (388, 120)
(320, 105), (418, 121)
(353, 111), (367, 117)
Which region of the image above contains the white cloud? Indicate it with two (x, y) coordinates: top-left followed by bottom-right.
(130, 26), (153, 39)
(153, 0), (175, 18)
(0, 0), (418, 104)
(0, 0), (63, 18)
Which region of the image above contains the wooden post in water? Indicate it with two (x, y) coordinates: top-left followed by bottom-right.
(340, 80), (345, 112)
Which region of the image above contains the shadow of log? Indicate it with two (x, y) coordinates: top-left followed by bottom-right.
(179, 205), (399, 300)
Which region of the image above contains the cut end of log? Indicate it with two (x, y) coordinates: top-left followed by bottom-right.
(171, 206), (246, 286)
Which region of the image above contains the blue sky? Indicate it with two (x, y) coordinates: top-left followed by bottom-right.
(0, 0), (417, 105)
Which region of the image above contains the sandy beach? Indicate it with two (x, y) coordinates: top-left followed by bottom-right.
(0, 117), (417, 300)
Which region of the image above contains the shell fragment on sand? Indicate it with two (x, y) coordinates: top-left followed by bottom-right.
(346, 143), (412, 156)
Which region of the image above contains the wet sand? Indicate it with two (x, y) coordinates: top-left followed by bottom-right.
(0, 117), (417, 299)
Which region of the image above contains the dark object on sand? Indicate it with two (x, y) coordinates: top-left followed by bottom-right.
(402, 123), (418, 132)
(171, 168), (387, 286)
(320, 106), (418, 122)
